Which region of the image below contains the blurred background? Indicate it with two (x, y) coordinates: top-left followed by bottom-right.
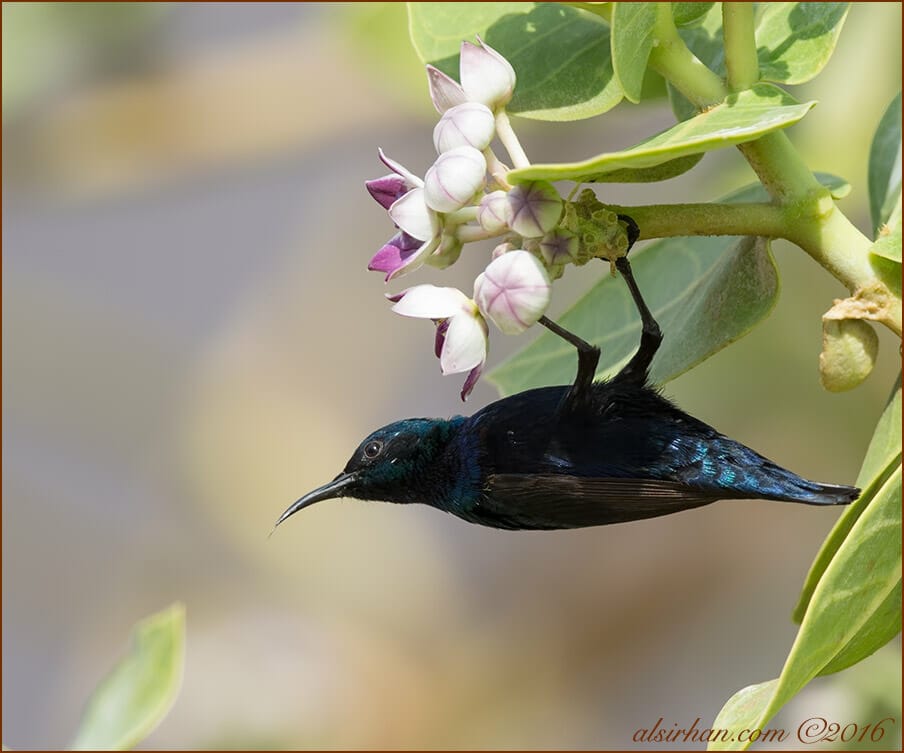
(3, 3), (901, 749)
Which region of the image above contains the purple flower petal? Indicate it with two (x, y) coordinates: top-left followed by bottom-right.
(426, 65), (468, 114)
(434, 319), (450, 358)
(366, 174), (410, 210)
(377, 148), (423, 187)
(460, 363), (483, 401)
(368, 233), (423, 280)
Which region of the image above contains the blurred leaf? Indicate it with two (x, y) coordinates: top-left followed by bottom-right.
(487, 180), (792, 395)
(2, 3), (166, 119)
(71, 603), (185, 751)
(338, 3), (428, 111)
(610, 3), (656, 103)
(709, 452), (901, 750)
(672, 3), (716, 28)
(408, 2), (624, 121)
(793, 383), (902, 623)
(507, 84), (814, 184)
(755, 3), (850, 85)
(868, 91), (903, 237)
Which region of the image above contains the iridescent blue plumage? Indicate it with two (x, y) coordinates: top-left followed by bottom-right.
(276, 217), (858, 532)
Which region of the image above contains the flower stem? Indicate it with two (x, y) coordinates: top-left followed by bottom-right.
(495, 109), (530, 169)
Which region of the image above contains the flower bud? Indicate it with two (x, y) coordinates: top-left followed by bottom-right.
(434, 102), (496, 153)
(478, 190), (512, 233)
(423, 146), (487, 213)
(507, 181), (563, 238)
(539, 228), (578, 266)
(474, 250), (551, 334)
(460, 37), (516, 110)
(819, 318), (879, 392)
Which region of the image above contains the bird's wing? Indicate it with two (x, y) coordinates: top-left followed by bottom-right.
(482, 473), (718, 530)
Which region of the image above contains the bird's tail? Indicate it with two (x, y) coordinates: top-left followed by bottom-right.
(742, 459), (860, 506)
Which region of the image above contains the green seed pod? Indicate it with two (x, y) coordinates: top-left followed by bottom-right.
(819, 318), (879, 392)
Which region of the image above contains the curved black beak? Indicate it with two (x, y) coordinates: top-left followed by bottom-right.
(273, 472), (358, 529)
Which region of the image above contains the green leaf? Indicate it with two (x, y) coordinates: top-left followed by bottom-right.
(869, 221), (902, 297)
(610, 3), (657, 103)
(709, 456), (901, 751)
(71, 603), (185, 751)
(710, 680), (779, 749)
(507, 84), (814, 184)
(793, 384), (902, 623)
(755, 3), (850, 85)
(408, 2), (624, 121)
(672, 2), (716, 28)
(868, 91), (902, 237)
(487, 179), (796, 395)
(586, 153), (704, 183)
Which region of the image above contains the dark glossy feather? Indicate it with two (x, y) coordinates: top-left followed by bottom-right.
(473, 474), (719, 530)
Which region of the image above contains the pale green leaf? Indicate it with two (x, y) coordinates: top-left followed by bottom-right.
(610, 3), (657, 103)
(869, 221), (902, 296)
(71, 603), (185, 751)
(755, 3), (850, 85)
(585, 153), (703, 183)
(868, 92), (903, 237)
(408, 2), (623, 121)
(507, 84), (814, 184)
(793, 384), (901, 622)
(709, 680), (779, 751)
(710, 457), (901, 751)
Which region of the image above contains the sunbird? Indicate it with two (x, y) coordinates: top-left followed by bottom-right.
(276, 217), (858, 531)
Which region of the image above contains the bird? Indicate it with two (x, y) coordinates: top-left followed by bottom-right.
(274, 216), (859, 532)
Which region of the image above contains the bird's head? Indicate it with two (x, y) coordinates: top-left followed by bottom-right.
(274, 417), (460, 528)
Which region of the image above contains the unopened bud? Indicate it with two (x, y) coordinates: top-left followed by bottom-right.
(474, 250), (551, 334)
(423, 146), (487, 213)
(507, 181), (563, 238)
(819, 318), (879, 392)
(434, 102), (495, 153)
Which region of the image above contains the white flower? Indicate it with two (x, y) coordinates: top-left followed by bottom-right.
(389, 285), (489, 400)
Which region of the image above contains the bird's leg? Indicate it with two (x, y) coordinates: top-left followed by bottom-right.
(614, 214), (662, 384)
(538, 315), (599, 405)
(538, 214), (652, 406)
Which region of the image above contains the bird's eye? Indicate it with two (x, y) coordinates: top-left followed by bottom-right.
(363, 440), (383, 459)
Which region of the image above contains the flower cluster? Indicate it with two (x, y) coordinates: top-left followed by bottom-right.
(365, 38), (620, 399)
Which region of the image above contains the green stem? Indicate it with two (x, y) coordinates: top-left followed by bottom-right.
(737, 132), (826, 204)
(644, 9), (901, 337)
(722, 3), (760, 90)
(603, 202), (788, 241)
(647, 4), (726, 108)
